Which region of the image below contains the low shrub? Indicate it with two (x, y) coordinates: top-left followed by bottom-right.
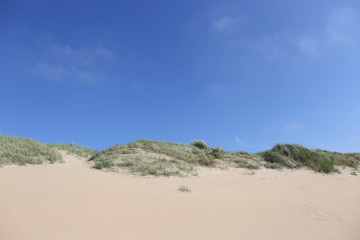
(190, 139), (208, 149)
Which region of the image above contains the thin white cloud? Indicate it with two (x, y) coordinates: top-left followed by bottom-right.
(283, 123), (302, 131)
(213, 16), (237, 31)
(235, 137), (267, 150)
(212, 14), (245, 32)
(326, 8), (360, 42)
(29, 42), (114, 83)
(34, 62), (99, 83)
(294, 7), (360, 56)
(215, 7), (359, 58)
(225, 34), (287, 60)
(297, 37), (319, 56)
(47, 43), (113, 66)
(235, 137), (249, 147)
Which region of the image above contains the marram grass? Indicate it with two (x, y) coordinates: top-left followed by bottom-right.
(1, 134), (359, 177)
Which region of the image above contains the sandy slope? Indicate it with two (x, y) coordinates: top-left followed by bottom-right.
(0, 153), (359, 240)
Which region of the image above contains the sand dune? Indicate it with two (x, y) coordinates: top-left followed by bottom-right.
(0, 153), (359, 240)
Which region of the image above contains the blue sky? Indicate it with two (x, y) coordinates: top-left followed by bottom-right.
(1, 0), (360, 152)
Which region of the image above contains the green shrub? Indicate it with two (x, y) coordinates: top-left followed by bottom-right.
(208, 147), (225, 159)
(190, 139), (208, 149)
(94, 159), (114, 169)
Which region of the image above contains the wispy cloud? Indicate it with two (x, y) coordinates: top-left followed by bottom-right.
(283, 123), (302, 131)
(297, 37), (319, 56)
(46, 43), (113, 66)
(29, 42), (115, 83)
(326, 8), (360, 42)
(34, 62), (100, 83)
(294, 7), (360, 56)
(212, 7), (359, 58)
(213, 16), (238, 31)
(225, 34), (287, 60)
(235, 137), (266, 150)
(235, 137), (249, 147)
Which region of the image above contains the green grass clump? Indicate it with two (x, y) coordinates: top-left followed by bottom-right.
(117, 157), (191, 177)
(260, 151), (298, 168)
(232, 158), (260, 169)
(128, 140), (215, 167)
(178, 185), (191, 193)
(221, 151), (261, 170)
(0, 135), (62, 166)
(48, 143), (94, 158)
(208, 147), (225, 159)
(94, 159), (114, 169)
(259, 144), (360, 173)
(190, 139), (208, 149)
(264, 162), (283, 169)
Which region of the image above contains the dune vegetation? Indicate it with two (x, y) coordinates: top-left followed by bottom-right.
(0, 134), (94, 166)
(1, 134), (359, 176)
(89, 139), (264, 176)
(0, 134), (62, 166)
(90, 139), (359, 176)
(47, 143), (94, 158)
(259, 144), (360, 173)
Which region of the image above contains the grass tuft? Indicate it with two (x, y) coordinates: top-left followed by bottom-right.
(178, 185), (191, 193)
(190, 139), (208, 149)
(0, 135), (62, 166)
(264, 162), (283, 169)
(208, 147), (225, 159)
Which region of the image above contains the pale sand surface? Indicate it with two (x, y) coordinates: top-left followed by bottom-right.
(0, 154), (359, 240)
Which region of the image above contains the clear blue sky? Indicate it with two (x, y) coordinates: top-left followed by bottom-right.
(1, 0), (359, 152)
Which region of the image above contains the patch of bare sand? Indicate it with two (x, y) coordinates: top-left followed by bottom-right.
(0, 155), (359, 240)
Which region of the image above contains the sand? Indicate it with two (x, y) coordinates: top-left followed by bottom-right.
(0, 153), (359, 240)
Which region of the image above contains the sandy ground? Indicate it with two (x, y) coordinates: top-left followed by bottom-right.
(0, 153), (359, 240)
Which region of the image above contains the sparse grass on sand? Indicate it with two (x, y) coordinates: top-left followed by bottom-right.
(178, 185), (191, 193)
(0, 134), (94, 166)
(0, 135), (62, 166)
(48, 143), (94, 158)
